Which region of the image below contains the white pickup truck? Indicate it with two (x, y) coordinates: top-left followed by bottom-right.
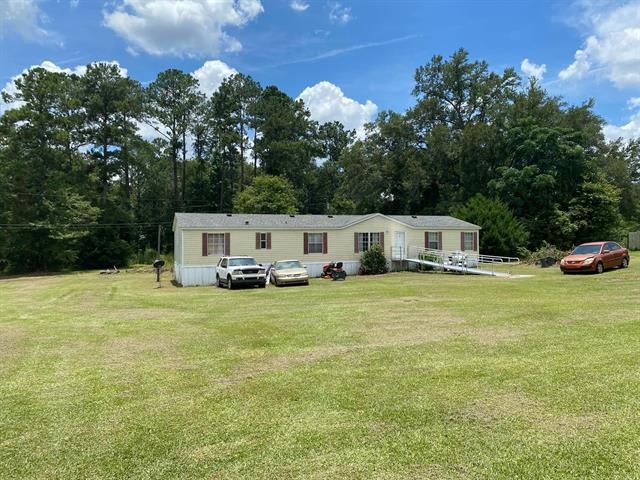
(216, 256), (267, 289)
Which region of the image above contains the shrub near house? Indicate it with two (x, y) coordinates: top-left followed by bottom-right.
(360, 244), (388, 275)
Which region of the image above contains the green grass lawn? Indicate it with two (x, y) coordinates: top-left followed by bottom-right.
(1, 255), (640, 479)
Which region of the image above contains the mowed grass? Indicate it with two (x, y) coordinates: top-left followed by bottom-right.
(1, 255), (640, 479)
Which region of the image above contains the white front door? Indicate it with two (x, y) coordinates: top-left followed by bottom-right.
(393, 231), (406, 260)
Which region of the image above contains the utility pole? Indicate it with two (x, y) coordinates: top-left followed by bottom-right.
(157, 224), (162, 259)
(154, 225), (164, 284)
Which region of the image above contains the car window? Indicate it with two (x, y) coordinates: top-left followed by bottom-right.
(229, 257), (257, 266)
(572, 245), (601, 255)
(221, 259), (227, 268)
(609, 242), (621, 251)
(276, 261), (303, 269)
(605, 242), (617, 251)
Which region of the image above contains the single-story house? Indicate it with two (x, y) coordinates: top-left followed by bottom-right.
(172, 212), (480, 286)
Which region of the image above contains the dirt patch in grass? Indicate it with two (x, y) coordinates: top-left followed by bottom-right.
(219, 345), (358, 387)
(0, 325), (26, 369)
(102, 335), (181, 366)
(460, 392), (543, 426)
(459, 392), (604, 435)
(358, 314), (524, 349)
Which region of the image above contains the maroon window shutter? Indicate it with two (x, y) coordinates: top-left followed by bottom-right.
(424, 231), (429, 248)
(438, 232), (443, 250)
(473, 232), (478, 251)
(224, 232), (230, 256)
(202, 233), (208, 256)
(460, 232), (465, 250)
(354, 232), (359, 253)
(322, 232), (328, 254)
(255, 232), (260, 249)
(303, 232), (309, 254)
(267, 232), (272, 250)
(379, 232), (384, 250)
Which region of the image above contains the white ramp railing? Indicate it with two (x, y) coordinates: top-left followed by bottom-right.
(404, 246), (519, 276)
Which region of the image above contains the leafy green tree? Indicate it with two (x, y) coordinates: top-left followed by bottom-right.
(308, 121), (355, 213)
(82, 62), (144, 204)
(568, 180), (623, 243)
(0, 68), (98, 271)
(222, 74), (261, 190)
(233, 175), (299, 214)
(253, 86), (319, 189)
(412, 48), (519, 132)
(453, 194), (528, 256)
(146, 69), (201, 209)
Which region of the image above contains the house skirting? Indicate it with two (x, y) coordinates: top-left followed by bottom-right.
(174, 261), (362, 287)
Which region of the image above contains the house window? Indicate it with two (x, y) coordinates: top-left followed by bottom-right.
(207, 233), (225, 256)
(428, 232), (440, 250)
(463, 232), (474, 251)
(259, 232), (268, 249)
(358, 232), (381, 252)
(308, 233), (324, 254)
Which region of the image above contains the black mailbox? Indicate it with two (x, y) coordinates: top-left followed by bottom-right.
(153, 259), (165, 269)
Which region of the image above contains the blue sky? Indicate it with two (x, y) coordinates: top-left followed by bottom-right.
(1, 0), (640, 139)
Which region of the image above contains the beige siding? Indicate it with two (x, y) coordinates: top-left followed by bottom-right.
(181, 217), (479, 266)
(405, 229), (479, 253)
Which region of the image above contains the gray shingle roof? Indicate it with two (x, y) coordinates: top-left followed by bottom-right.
(173, 213), (479, 230)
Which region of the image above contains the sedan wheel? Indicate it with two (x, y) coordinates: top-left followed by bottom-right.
(596, 262), (604, 274)
(621, 257), (629, 268)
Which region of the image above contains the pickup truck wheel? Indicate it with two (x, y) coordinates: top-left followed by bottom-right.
(216, 274), (221, 287)
(596, 262), (604, 274)
(227, 275), (233, 289)
(621, 257), (629, 268)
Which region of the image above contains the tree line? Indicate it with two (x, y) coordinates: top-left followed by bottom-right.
(1, 48), (638, 272)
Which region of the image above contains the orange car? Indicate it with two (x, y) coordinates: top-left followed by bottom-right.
(560, 241), (630, 274)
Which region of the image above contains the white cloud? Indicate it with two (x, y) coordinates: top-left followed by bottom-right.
(329, 2), (352, 24)
(1, 60), (128, 114)
(628, 97), (640, 108)
(192, 60), (238, 97)
(604, 98), (640, 141)
(297, 81), (377, 137)
(559, 1), (640, 86)
(520, 58), (547, 81)
(0, 0), (59, 44)
(559, 47), (591, 81)
(290, 0), (309, 12)
(103, 0), (263, 58)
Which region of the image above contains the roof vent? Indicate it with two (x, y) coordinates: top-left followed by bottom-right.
(411, 215), (417, 218)
(289, 214), (295, 217)
(226, 213), (232, 217)
(327, 215), (334, 218)
(244, 220), (249, 225)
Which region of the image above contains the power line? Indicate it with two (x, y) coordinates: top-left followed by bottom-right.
(0, 222), (171, 230)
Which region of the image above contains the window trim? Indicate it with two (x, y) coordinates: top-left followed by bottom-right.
(427, 232), (440, 250)
(207, 233), (225, 256)
(307, 232), (324, 254)
(357, 232), (382, 253)
(463, 232), (474, 251)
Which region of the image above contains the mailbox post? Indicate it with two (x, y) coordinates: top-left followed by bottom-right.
(153, 259), (165, 283)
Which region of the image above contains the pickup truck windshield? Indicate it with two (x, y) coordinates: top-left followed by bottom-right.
(277, 261), (303, 269)
(229, 258), (258, 266)
(572, 245), (601, 255)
